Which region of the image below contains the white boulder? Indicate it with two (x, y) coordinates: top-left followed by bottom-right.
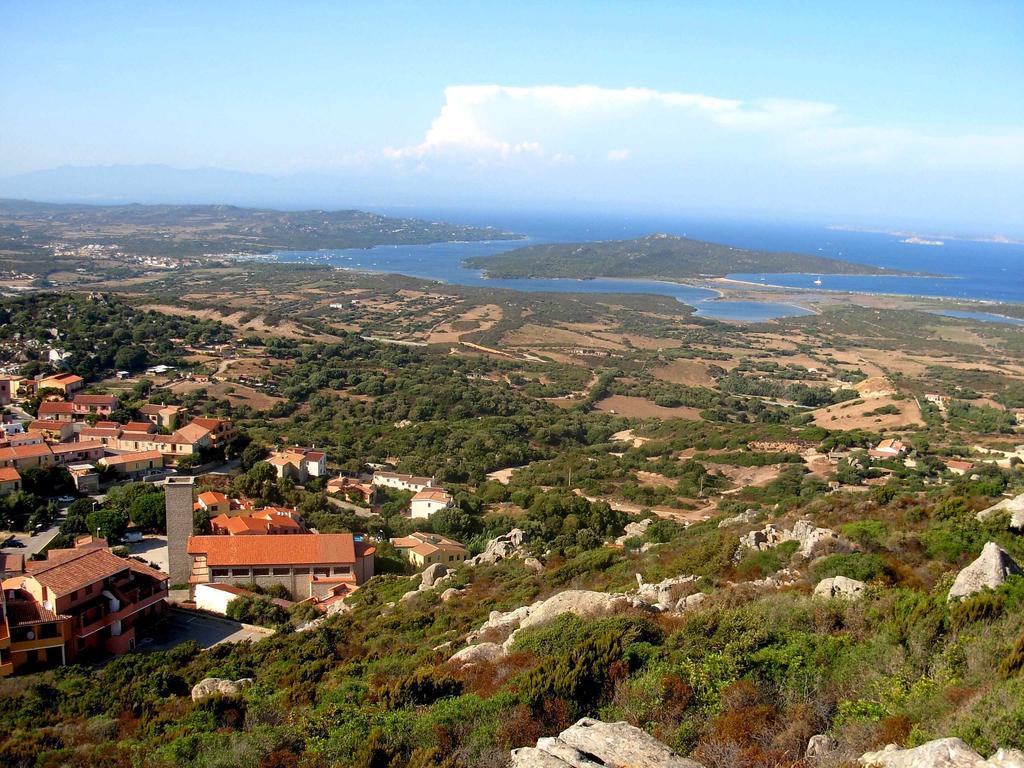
(511, 717), (704, 767)
(814, 576), (867, 600)
(947, 542), (1022, 602)
(859, 738), (1024, 767)
(190, 677), (253, 701)
(977, 493), (1024, 531)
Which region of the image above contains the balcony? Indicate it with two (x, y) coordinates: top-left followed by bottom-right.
(74, 588), (167, 639)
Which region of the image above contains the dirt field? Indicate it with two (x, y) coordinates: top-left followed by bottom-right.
(594, 395), (702, 420)
(142, 304), (337, 341)
(427, 303), (503, 344)
(166, 379), (283, 410)
(652, 359), (715, 387)
(812, 395), (922, 430)
(610, 429), (651, 448)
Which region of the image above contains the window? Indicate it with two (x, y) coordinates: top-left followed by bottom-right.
(313, 567), (330, 576)
(85, 584), (93, 595)
(272, 568), (289, 576)
(293, 567), (309, 574)
(253, 568), (269, 576)
(231, 568), (250, 577)
(211, 568), (228, 577)
(332, 566), (350, 575)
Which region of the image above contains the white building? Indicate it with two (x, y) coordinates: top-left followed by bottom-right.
(410, 488), (454, 519)
(194, 582), (247, 616)
(372, 471), (435, 494)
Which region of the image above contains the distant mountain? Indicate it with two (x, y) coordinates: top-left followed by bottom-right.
(464, 233), (902, 279)
(0, 198), (522, 257)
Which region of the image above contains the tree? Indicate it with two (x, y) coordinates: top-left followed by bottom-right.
(86, 507), (130, 542)
(130, 492), (166, 533)
(240, 442), (268, 471)
(114, 346), (149, 373)
(193, 508), (212, 535)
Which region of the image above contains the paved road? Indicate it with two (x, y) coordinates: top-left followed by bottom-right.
(140, 608), (273, 651)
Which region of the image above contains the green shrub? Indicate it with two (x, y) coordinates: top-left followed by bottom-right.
(379, 667), (463, 710)
(841, 520), (888, 548)
(812, 553), (893, 584)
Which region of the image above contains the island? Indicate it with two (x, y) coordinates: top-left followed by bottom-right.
(463, 232), (904, 280)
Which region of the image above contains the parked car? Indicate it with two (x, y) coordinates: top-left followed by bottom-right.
(57, 495), (75, 503)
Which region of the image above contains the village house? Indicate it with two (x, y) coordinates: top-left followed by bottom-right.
(371, 471), (435, 494)
(0, 468), (21, 496)
(72, 393), (119, 419)
(11, 378), (36, 400)
(195, 491), (231, 516)
(186, 533), (375, 599)
(51, 440), (106, 466)
(390, 532), (468, 568)
(266, 446), (326, 483)
(188, 417), (234, 449)
(38, 373), (84, 396)
(945, 459), (975, 476)
(410, 488), (454, 519)
(0, 588), (72, 676)
(0, 442), (54, 472)
(1, 545), (168, 671)
(326, 475), (376, 504)
(139, 403), (184, 430)
(869, 438), (907, 459)
(98, 450), (165, 478)
(79, 421), (124, 446)
(28, 419), (73, 442)
(37, 401), (75, 422)
(209, 509), (306, 536)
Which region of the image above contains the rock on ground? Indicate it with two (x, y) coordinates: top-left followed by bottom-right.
(615, 518), (653, 546)
(191, 677), (253, 701)
(737, 520), (839, 558)
(719, 508), (761, 528)
(859, 738), (1024, 767)
(947, 542), (1022, 602)
(449, 642), (504, 665)
(977, 493), (1024, 532)
(420, 562), (452, 588)
(814, 576), (866, 600)
(468, 528), (528, 566)
(635, 573), (698, 610)
(806, 734), (837, 758)
(511, 717), (704, 767)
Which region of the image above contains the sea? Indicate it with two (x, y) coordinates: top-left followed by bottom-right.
(271, 212), (1024, 324)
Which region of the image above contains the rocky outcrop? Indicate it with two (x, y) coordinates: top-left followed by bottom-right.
(737, 520), (840, 559)
(814, 576), (867, 600)
(806, 734), (837, 758)
(947, 542), (1022, 601)
(511, 717), (704, 767)
(615, 518), (653, 546)
(440, 587), (463, 602)
(468, 528), (529, 566)
(635, 573), (699, 611)
(977, 493), (1024, 532)
(859, 738), (1024, 767)
(449, 642), (504, 665)
(451, 590), (651, 665)
(719, 508), (761, 528)
(420, 563), (452, 588)
(191, 677), (253, 701)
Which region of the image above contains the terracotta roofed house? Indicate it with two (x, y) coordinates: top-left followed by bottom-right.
(139, 403), (184, 430)
(266, 446), (326, 483)
(391, 532), (468, 568)
(28, 419), (74, 442)
(188, 417), (234, 448)
(0, 443), (54, 472)
(209, 510), (305, 536)
(195, 491), (231, 515)
(410, 488), (454, 519)
(186, 533), (374, 598)
(869, 438), (907, 459)
(37, 401), (75, 422)
(0, 467), (21, 496)
(72, 394), (119, 418)
(4, 546), (168, 663)
(38, 373), (84, 395)
(51, 440), (105, 466)
(372, 471), (435, 493)
(98, 450), (165, 478)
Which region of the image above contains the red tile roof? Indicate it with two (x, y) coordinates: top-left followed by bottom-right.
(187, 533), (362, 566)
(174, 423), (211, 444)
(197, 491), (228, 506)
(101, 450), (164, 467)
(0, 467), (21, 482)
(24, 548), (167, 597)
(0, 443), (54, 461)
(73, 394), (117, 406)
(124, 421), (156, 433)
(38, 401), (75, 415)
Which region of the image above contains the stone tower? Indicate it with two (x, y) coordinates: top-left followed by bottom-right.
(164, 476), (195, 587)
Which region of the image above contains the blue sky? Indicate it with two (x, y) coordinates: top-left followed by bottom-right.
(1, 1), (1022, 231)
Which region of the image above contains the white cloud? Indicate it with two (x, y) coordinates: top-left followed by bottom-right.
(383, 83), (1024, 173)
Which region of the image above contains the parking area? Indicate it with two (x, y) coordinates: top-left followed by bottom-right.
(126, 535), (168, 573)
(139, 607), (273, 652)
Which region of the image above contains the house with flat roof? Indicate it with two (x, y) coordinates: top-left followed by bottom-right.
(186, 533), (375, 599)
(390, 532), (468, 568)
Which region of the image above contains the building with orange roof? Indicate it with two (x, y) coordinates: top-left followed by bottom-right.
(98, 450), (165, 477)
(266, 446), (326, 484)
(410, 488), (454, 519)
(2, 545), (168, 667)
(188, 417), (234, 448)
(71, 393), (119, 418)
(0, 467), (21, 497)
(326, 475), (376, 504)
(195, 490), (231, 515)
(209, 510), (306, 536)
(51, 440), (106, 466)
(390, 532), (468, 568)
(38, 373), (84, 395)
(0, 442), (54, 472)
(28, 419), (73, 442)
(37, 401), (75, 422)
(186, 533), (374, 598)
(139, 403), (184, 430)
